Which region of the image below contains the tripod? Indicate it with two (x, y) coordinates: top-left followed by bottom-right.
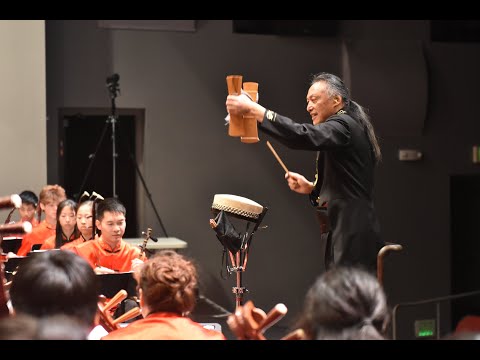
(77, 74), (169, 237)
(78, 73), (119, 199)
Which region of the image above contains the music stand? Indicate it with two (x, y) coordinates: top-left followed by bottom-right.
(4, 256), (27, 281)
(97, 272), (137, 299)
(0, 236), (22, 254)
(30, 244), (42, 252)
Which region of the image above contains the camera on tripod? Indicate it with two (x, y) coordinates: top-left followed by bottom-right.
(106, 73), (120, 98)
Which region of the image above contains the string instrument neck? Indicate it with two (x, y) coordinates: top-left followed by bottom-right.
(140, 227), (152, 257)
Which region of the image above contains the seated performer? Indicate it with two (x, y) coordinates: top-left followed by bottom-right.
(16, 184), (66, 256)
(41, 199), (80, 250)
(102, 250), (226, 340)
(17, 190), (39, 227)
(62, 193), (101, 250)
(294, 266), (390, 340)
(72, 197), (145, 274)
(2, 190), (40, 256)
(8, 250), (99, 337)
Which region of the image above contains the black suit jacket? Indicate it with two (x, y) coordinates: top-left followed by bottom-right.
(259, 111), (383, 271)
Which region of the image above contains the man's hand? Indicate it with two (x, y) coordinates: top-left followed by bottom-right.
(226, 94), (266, 122)
(131, 258), (145, 280)
(285, 172), (314, 194)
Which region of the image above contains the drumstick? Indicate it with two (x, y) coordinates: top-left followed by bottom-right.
(266, 141), (289, 173)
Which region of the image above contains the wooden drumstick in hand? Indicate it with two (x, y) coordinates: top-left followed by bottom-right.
(266, 141), (289, 173)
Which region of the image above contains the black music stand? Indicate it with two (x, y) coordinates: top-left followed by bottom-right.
(30, 244), (42, 252)
(1, 236), (22, 254)
(4, 256), (26, 281)
(97, 272), (137, 299)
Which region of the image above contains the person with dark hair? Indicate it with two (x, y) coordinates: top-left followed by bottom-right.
(295, 266), (390, 340)
(41, 199), (80, 249)
(63, 192), (104, 250)
(102, 250), (226, 340)
(72, 197), (145, 274)
(226, 72), (384, 272)
(3, 190), (40, 257)
(9, 250), (100, 331)
(18, 190), (39, 226)
(61, 200), (95, 251)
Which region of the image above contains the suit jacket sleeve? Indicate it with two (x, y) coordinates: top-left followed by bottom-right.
(259, 112), (352, 151)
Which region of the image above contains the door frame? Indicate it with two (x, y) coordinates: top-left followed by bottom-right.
(58, 107), (145, 235)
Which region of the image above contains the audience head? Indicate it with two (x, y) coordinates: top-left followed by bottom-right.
(295, 266), (390, 340)
(137, 250), (198, 317)
(9, 250), (100, 329)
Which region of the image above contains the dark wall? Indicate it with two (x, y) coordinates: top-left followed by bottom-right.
(46, 20), (480, 338)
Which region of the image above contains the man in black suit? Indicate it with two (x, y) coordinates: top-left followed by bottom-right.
(226, 72), (384, 272)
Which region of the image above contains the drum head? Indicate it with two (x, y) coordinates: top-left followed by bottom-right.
(211, 194), (263, 221)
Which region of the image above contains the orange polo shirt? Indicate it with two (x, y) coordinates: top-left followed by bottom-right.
(17, 220), (55, 256)
(40, 232), (78, 250)
(72, 237), (146, 272)
(102, 312), (226, 340)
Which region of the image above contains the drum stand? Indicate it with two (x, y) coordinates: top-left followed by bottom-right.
(227, 208), (268, 309)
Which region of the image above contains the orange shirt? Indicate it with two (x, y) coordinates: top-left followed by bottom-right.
(455, 315), (480, 333)
(72, 237), (146, 272)
(41, 232), (78, 250)
(102, 312), (226, 340)
(25, 218), (39, 228)
(17, 220), (55, 256)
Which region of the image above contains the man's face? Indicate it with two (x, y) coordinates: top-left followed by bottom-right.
(19, 203), (36, 222)
(306, 81), (340, 125)
(41, 200), (61, 223)
(96, 211), (126, 244)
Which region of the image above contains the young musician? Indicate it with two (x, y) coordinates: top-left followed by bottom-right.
(17, 190), (39, 227)
(72, 197), (145, 274)
(16, 185), (66, 256)
(62, 200), (95, 251)
(8, 250), (99, 337)
(102, 250), (226, 340)
(40, 199), (79, 250)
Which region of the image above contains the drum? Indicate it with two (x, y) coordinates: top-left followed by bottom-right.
(210, 194), (268, 308)
(211, 194), (263, 221)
